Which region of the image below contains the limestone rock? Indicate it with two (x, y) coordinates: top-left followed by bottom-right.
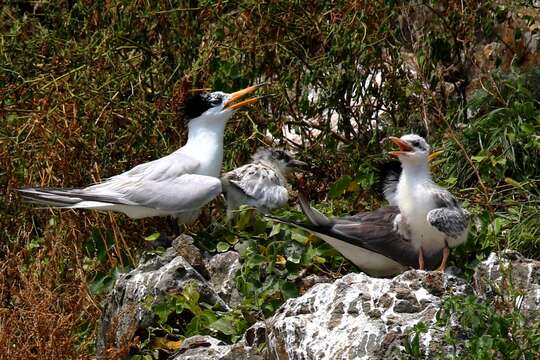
(206, 251), (242, 307)
(266, 270), (470, 359)
(96, 246), (227, 357)
(173, 234), (209, 278)
(474, 251), (540, 321)
(172, 322), (266, 360)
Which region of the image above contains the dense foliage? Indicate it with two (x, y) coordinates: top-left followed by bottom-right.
(1, 0), (539, 358)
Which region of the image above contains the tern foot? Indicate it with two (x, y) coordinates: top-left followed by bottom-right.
(436, 246), (450, 272)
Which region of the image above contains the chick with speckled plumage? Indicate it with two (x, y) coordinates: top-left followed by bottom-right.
(221, 148), (306, 219)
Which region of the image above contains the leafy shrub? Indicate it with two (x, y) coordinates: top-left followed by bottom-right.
(2, 0), (540, 358)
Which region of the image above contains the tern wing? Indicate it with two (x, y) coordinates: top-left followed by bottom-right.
(329, 221), (419, 267)
(337, 206), (401, 223)
(223, 163), (288, 209)
(18, 151), (222, 217)
(20, 175), (222, 212)
(118, 174), (222, 211)
(108, 151), (201, 182)
(427, 188), (470, 238)
(317, 206), (422, 268)
(268, 196), (442, 272)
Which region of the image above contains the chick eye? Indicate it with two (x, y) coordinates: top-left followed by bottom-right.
(211, 97), (222, 105)
(411, 141), (419, 147)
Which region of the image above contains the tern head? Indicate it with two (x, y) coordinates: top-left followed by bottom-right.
(387, 134), (431, 165)
(184, 84), (266, 128)
(253, 148), (307, 175)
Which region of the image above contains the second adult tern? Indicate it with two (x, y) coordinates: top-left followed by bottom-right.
(267, 134), (468, 275)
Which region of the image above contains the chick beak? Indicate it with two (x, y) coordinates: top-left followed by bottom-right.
(289, 159), (308, 168)
(387, 136), (414, 157)
(223, 83), (268, 111)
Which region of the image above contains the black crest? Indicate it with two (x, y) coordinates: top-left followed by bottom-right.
(271, 149), (291, 162)
(182, 92), (224, 122)
(183, 94), (213, 122)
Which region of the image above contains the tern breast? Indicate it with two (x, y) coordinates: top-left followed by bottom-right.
(398, 179), (446, 252)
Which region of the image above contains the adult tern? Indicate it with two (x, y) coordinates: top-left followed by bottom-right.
(19, 84), (265, 222)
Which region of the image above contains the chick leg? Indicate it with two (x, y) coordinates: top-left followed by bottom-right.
(436, 246), (450, 272)
(418, 247), (425, 270)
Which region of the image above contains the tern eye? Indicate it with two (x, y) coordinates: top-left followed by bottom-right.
(410, 140), (420, 147)
(275, 151), (289, 161)
(210, 97), (222, 105)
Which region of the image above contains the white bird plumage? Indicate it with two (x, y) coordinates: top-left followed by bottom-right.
(221, 148), (305, 218)
(19, 85), (264, 222)
(389, 134), (470, 270)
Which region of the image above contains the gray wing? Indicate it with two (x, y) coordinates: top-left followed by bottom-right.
(338, 206), (400, 223)
(121, 174), (222, 211)
(29, 174), (222, 212)
(89, 151), (216, 210)
(114, 151), (201, 181)
(18, 151), (221, 215)
(222, 163), (288, 210)
(427, 188), (470, 238)
(330, 212), (424, 268)
(293, 197), (442, 269)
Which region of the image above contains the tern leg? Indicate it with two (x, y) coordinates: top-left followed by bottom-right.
(168, 216), (181, 235)
(436, 246), (450, 272)
(418, 247), (425, 270)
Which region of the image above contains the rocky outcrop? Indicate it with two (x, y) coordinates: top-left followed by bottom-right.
(172, 323), (266, 360)
(473, 251), (540, 321)
(264, 251), (540, 360)
(95, 235), (234, 357)
(96, 244), (540, 360)
(206, 251), (242, 307)
(267, 270), (469, 359)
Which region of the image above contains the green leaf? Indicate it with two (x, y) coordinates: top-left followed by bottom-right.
(183, 283), (200, 306)
(236, 205), (253, 230)
(504, 177), (522, 189)
(471, 155), (487, 162)
(153, 301), (173, 323)
(209, 318), (236, 335)
(89, 272), (115, 295)
(328, 175), (353, 199)
(269, 223), (282, 238)
(291, 230), (308, 244)
(246, 254), (267, 268)
(144, 232), (160, 241)
(216, 241), (230, 252)
(280, 281), (299, 300)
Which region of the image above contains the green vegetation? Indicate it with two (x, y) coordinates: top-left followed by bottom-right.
(1, 0), (539, 359)
(403, 291), (540, 359)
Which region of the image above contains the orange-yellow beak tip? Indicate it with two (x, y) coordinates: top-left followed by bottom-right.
(223, 83), (269, 110)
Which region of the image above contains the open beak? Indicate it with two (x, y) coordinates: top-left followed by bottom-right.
(387, 136), (414, 157)
(223, 83), (268, 111)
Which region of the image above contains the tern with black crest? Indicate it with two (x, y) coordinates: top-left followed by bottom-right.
(19, 84), (266, 223)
